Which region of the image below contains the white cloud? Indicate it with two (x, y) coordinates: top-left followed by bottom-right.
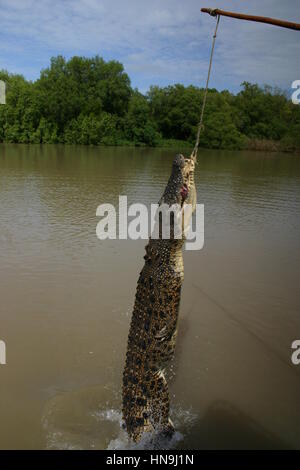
(0, 0), (299, 92)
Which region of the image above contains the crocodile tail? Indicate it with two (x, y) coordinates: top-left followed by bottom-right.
(122, 345), (153, 441)
(122, 366), (174, 442)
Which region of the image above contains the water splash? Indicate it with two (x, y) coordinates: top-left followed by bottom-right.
(42, 385), (197, 450)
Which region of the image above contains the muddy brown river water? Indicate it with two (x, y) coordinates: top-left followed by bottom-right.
(0, 144), (300, 449)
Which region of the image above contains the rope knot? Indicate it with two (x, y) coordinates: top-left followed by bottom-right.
(208, 8), (218, 17)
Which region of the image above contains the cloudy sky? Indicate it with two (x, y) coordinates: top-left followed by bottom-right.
(0, 0), (299, 93)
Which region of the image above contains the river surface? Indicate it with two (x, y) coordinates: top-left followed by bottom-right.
(0, 144), (300, 449)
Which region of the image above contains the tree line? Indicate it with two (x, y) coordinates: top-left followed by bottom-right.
(0, 55), (299, 151)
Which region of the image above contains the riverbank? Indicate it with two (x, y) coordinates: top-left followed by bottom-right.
(245, 138), (300, 153)
(1, 58), (300, 153)
(157, 138), (300, 153)
(1, 138), (299, 154)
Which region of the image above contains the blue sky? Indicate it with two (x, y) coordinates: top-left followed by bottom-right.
(0, 0), (299, 94)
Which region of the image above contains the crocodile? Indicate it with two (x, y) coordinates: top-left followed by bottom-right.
(122, 153), (196, 443)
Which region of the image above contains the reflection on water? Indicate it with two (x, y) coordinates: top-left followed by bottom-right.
(0, 144), (300, 449)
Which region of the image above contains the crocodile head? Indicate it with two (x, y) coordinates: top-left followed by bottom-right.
(161, 153), (196, 207)
(157, 153), (197, 242)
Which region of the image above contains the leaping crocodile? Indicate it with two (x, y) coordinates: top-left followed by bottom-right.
(122, 153), (196, 443)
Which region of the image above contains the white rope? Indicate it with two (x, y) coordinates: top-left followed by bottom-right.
(192, 14), (220, 160)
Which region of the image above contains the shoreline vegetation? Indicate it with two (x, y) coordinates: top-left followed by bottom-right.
(1, 56), (299, 153)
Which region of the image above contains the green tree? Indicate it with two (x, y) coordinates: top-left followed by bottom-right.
(34, 56), (131, 134)
(124, 90), (160, 146)
(1, 60), (300, 151)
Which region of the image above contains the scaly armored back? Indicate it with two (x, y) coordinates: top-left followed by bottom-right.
(122, 154), (196, 443)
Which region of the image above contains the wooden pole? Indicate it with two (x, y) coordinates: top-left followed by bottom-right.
(201, 8), (300, 31)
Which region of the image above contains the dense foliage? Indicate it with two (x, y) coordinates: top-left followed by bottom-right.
(0, 56), (299, 151)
